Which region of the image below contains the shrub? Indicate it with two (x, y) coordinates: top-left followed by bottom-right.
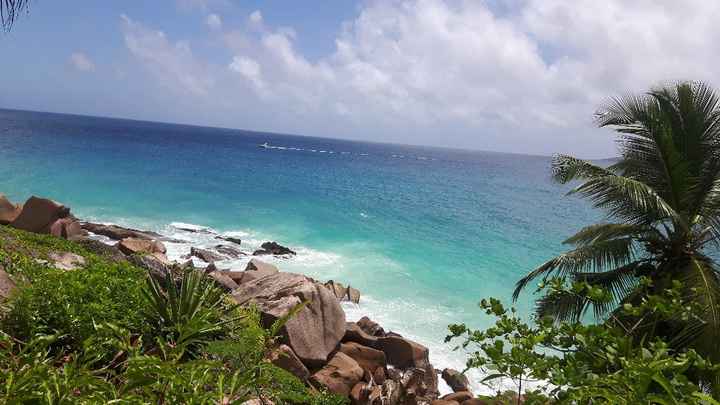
(447, 279), (720, 404)
(1, 256), (150, 354)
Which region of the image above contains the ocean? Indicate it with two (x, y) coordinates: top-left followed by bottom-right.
(0, 108), (597, 392)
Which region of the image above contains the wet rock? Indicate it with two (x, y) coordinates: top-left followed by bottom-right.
(401, 367), (430, 400)
(0, 266), (17, 301)
(216, 235), (242, 245)
(47, 251), (86, 271)
(0, 194), (22, 225)
(232, 272), (345, 366)
(340, 342), (387, 375)
(81, 222), (160, 241)
(117, 238), (167, 256)
(253, 241), (296, 256)
(190, 247), (224, 263)
(357, 316), (385, 337)
(441, 369), (470, 393)
(10, 196), (70, 234)
(311, 352), (364, 396)
(213, 244), (246, 258)
(172, 223), (212, 233)
(270, 344), (310, 381)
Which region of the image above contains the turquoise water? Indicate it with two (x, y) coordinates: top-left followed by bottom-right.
(0, 108), (597, 389)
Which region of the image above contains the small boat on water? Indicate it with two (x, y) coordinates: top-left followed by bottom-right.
(259, 142), (270, 148)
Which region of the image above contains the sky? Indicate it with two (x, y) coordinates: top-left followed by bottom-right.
(1, 0), (719, 157)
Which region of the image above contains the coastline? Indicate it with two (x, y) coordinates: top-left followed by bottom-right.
(1, 194), (499, 402)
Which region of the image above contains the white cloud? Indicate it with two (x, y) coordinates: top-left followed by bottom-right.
(69, 52), (95, 72)
(122, 1), (720, 156)
(206, 13), (222, 30)
(249, 10), (263, 25)
(120, 14), (214, 97)
(228, 56), (264, 91)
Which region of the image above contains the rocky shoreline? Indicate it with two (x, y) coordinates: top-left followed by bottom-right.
(0, 194), (480, 405)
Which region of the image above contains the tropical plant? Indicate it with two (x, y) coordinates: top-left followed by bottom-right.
(448, 280), (720, 404)
(142, 268), (235, 359)
(512, 81), (720, 363)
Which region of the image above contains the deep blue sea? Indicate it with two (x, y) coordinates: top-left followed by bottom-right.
(0, 108), (597, 389)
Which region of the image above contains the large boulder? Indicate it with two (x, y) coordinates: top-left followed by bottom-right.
(206, 270), (239, 291)
(10, 196), (70, 234)
(344, 322), (380, 348)
(0, 266), (17, 301)
(340, 342), (386, 375)
(253, 241), (296, 256)
(325, 280), (361, 304)
(48, 218), (86, 240)
(441, 369), (470, 393)
(127, 254), (173, 282)
(229, 258), (280, 284)
(311, 352), (364, 396)
(117, 238), (166, 256)
(76, 238), (126, 261)
(190, 247), (224, 263)
(378, 336), (438, 398)
(232, 272), (346, 366)
(377, 336), (429, 369)
(0, 195), (22, 225)
(270, 344), (310, 381)
(357, 316), (385, 337)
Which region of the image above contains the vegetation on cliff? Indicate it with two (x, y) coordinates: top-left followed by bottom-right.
(0, 225), (344, 404)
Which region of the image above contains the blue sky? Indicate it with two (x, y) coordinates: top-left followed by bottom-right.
(1, 0), (719, 157)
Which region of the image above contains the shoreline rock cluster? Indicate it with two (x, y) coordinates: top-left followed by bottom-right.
(0, 194), (479, 405)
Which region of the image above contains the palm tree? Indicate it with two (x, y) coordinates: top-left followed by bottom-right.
(1, 0), (30, 31)
(513, 81), (720, 362)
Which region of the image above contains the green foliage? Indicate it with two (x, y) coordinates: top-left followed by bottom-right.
(1, 255), (149, 354)
(0, 225), (345, 404)
(448, 281), (720, 404)
(142, 269), (232, 359)
(512, 81), (720, 366)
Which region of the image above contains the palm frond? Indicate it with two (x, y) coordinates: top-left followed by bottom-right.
(551, 154), (686, 227)
(563, 223), (663, 247)
(513, 237), (636, 301)
(572, 173), (686, 228)
(535, 288), (591, 323)
(551, 154), (614, 184)
(671, 258), (720, 361)
(0, 0), (29, 31)
(535, 262), (645, 322)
